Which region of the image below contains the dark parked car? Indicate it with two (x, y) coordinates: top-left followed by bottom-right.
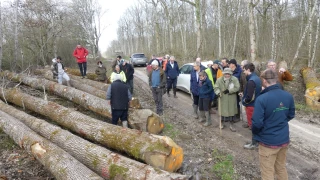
(130, 53), (148, 67)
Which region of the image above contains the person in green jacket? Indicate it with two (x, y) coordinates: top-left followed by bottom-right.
(214, 68), (240, 132)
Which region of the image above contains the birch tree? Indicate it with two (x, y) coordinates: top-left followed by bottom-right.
(0, 1), (2, 71)
(310, 0), (320, 67)
(291, 1), (316, 69)
(248, 0), (260, 62)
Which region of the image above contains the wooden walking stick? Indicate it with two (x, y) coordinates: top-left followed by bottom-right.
(219, 94), (222, 136)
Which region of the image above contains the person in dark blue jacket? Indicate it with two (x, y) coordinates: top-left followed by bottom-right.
(241, 63), (262, 150)
(190, 62), (206, 119)
(228, 59), (242, 122)
(165, 56), (180, 98)
(252, 69), (295, 180)
(198, 71), (213, 127)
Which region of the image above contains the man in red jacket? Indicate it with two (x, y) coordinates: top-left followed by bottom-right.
(73, 44), (89, 78)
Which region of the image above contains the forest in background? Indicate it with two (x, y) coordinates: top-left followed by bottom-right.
(107, 0), (320, 70)
(0, 0), (319, 72)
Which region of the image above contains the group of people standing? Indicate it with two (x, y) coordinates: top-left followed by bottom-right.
(191, 57), (295, 180)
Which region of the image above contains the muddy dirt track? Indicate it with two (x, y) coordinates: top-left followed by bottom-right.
(134, 66), (320, 179)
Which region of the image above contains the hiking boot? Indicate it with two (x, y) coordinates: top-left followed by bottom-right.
(242, 123), (249, 128)
(167, 89), (170, 97)
(173, 88), (178, 98)
(192, 104), (199, 119)
(229, 122), (236, 132)
(244, 143), (258, 150)
(198, 111), (206, 123)
(122, 121), (128, 128)
(203, 111), (212, 127)
(81, 76), (84, 79)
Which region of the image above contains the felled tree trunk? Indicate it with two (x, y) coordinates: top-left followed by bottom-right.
(0, 101), (187, 179)
(34, 69), (142, 109)
(1, 71), (162, 134)
(65, 68), (98, 80)
(0, 88), (183, 172)
(300, 67), (320, 110)
(0, 110), (103, 180)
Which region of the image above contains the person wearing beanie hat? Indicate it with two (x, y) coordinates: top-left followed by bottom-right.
(148, 60), (167, 115)
(214, 67), (240, 132)
(106, 71), (132, 128)
(228, 59), (242, 81)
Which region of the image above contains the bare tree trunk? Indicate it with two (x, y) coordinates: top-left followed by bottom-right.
(0, 101), (187, 180)
(271, 3), (276, 60)
(0, 110), (103, 180)
(232, 0), (241, 58)
(0, 88), (183, 172)
(291, 3), (316, 70)
(248, 0), (260, 62)
(310, 0), (320, 67)
(218, 0), (222, 57)
(0, 1), (2, 71)
(13, 0), (19, 71)
(308, 0), (315, 62)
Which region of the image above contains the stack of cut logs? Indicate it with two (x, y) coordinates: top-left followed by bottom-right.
(0, 69), (186, 180)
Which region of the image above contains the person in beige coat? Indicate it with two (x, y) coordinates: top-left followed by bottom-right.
(214, 68), (240, 132)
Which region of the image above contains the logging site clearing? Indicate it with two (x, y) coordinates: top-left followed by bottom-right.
(0, 60), (320, 180)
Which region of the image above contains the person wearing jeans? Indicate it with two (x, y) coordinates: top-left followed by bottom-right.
(73, 43), (89, 78)
(252, 69), (295, 180)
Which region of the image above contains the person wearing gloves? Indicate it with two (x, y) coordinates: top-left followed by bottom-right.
(214, 68), (240, 132)
(106, 74), (132, 128)
(110, 65), (127, 83)
(51, 56), (71, 87)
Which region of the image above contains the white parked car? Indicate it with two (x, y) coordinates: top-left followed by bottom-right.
(176, 61), (212, 94)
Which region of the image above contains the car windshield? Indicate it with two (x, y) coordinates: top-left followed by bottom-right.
(132, 54), (145, 58)
(180, 65), (193, 74)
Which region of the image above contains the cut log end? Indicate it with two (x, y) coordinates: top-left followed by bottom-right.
(31, 142), (47, 157)
(305, 87), (320, 110)
(129, 98), (142, 109)
(147, 115), (164, 134)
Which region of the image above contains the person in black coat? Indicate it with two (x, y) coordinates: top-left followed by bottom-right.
(106, 74), (132, 127)
(120, 60), (135, 94)
(165, 56), (180, 98)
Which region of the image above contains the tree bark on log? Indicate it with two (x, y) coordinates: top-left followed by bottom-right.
(65, 68), (98, 80)
(300, 67), (320, 110)
(0, 110), (103, 180)
(1, 71), (162, 133)
(0, 88), (183, 172)
(34, 69), (142, 109)
(0, 101), (187, 179)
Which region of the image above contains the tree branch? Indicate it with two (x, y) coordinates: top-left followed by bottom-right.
(180, 0), (195, 7)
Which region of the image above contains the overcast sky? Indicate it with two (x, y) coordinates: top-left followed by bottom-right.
(98, 0), (136, 52)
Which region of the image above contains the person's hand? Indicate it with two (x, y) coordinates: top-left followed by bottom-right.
(223, 89), (229, 94)
(279, 68), (286, 73)
(238, 92), (243, 97)
(167, 77), (170, 79)
(216, 93), (221, 98)
(78, 56), (80, 58)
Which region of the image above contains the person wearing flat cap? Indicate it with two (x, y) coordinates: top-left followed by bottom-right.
(214, 68), (240, 132)
(148, 60), (167, 115)
(106, 73), (132, 128)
